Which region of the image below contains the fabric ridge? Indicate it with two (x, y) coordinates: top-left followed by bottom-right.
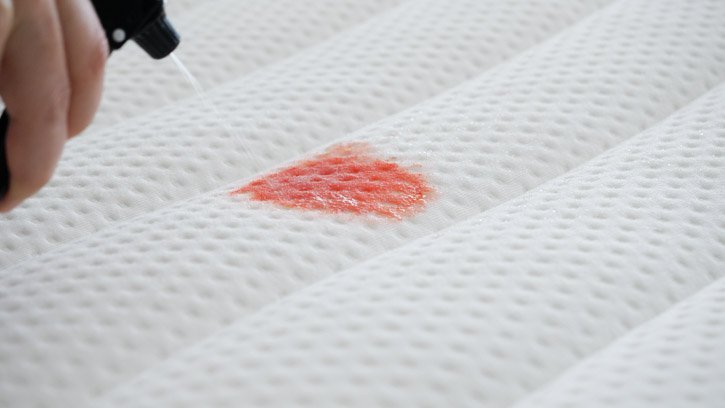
(1, 0), (724, 407)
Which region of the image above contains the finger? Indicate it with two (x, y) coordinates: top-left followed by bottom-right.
(0, 0), (69, 212)
(56, 0), (107, 137)
(0, 0), (13, 63)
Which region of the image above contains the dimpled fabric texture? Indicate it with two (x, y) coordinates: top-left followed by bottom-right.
(1, 0), (725, 407)
(99, 82), (725, 407)
(89, 0), (406, 133)
(513, 277), (725, 408)
(165, 0), (214, 17)
(0, 0), (613, 269)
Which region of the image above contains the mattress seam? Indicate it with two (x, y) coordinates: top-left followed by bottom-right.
(503, 275), (725, 408)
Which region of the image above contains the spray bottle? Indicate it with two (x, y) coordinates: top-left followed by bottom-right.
(0, 0), (180, 198)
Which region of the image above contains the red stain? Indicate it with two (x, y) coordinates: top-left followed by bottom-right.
(230, 143), (432, 219)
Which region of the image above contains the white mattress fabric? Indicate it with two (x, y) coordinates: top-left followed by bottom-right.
(514, 276), (725, 408)
(1, 0), (725, 407)
(0, 0), (617, 270)
(89, 0), (406, 132)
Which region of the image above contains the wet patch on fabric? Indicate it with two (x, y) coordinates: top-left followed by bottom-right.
(230, 143), (433, 219)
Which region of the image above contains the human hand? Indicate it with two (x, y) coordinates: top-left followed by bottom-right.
(0, 0), (108, 212)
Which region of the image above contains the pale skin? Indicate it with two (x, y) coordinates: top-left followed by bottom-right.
(0, 0), (108, 212)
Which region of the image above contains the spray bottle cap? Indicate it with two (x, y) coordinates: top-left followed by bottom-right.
(133, 12), (180, 59)
(90, 0), (180, 58)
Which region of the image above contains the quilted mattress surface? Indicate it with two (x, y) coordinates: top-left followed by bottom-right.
(1, 0), (725, 406)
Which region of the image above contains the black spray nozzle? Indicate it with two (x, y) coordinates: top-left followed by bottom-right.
(133, 13), (180, 59)
(0, 0), (180, 200)
(91, 0), (180, 59)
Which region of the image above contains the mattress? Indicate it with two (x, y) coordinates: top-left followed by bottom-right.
(1, 0), (724, 406)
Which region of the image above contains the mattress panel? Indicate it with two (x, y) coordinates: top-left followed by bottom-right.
(2, 0), (724, 406)
(165, 0), (215, 18)
(0, 0), (610, 269)
(99, 82), (725, 407)
(89, 0), (405, 133)
(513, 277), (725, 408)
